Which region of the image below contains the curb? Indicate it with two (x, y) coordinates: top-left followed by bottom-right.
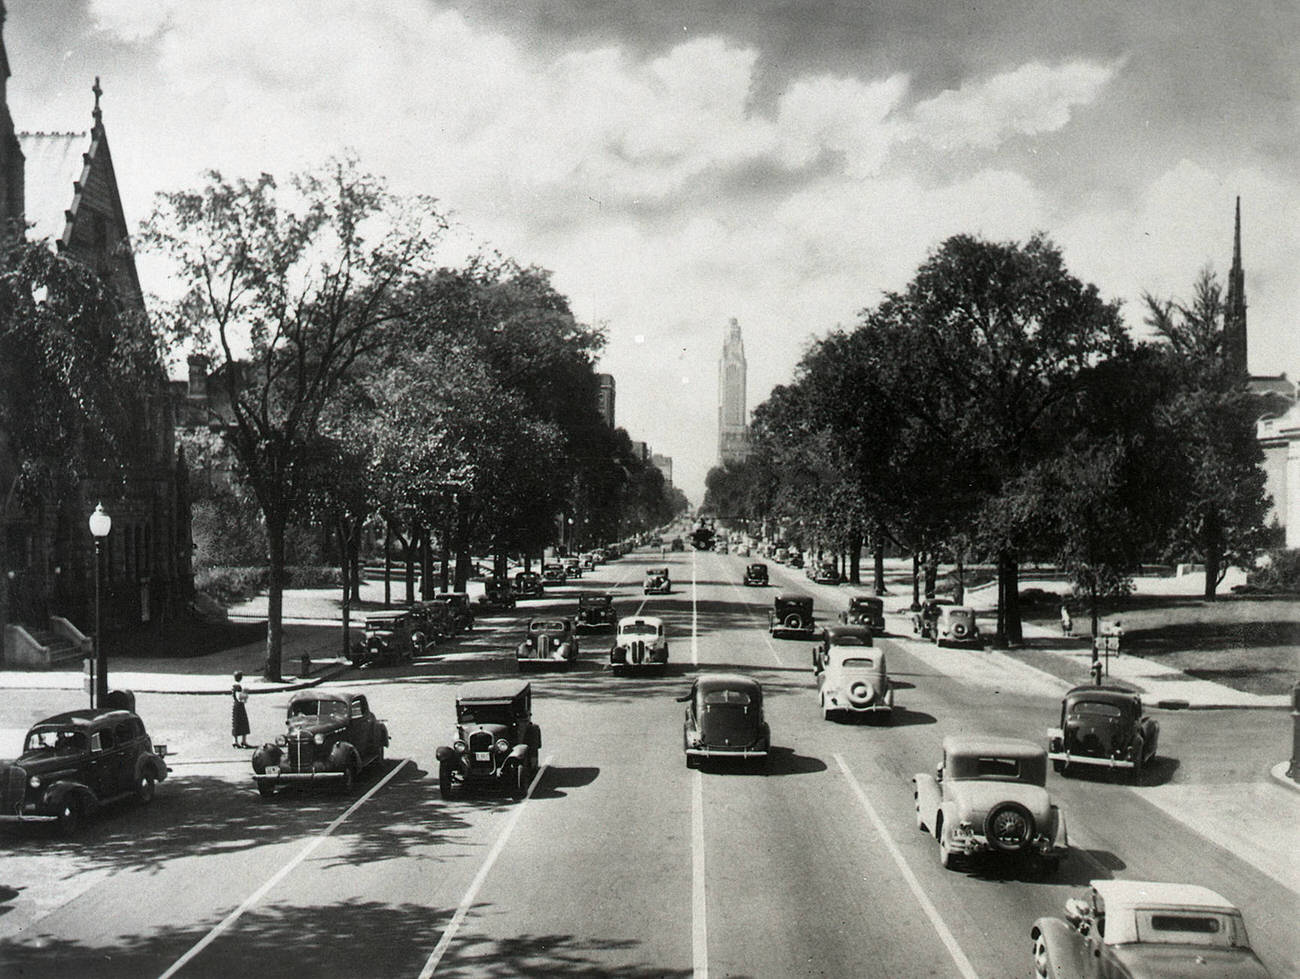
(158, 662), (352, 696)
(1269, 761), (1300, 794)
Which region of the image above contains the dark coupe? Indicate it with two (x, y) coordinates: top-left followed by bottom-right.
(678, 674), (770, 768)
(574, 593), (617, 632)
(1048, 684), (1159, 779)
(252, 691), (389, 797)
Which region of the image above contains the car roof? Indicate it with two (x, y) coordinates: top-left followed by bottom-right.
(695, 673), (762, 694)
(618, 615), (663, 627)
(848, 594), (881, 602)
(289, 690), (353, 705)
(580, 593), (614, 601)
(825, 624), (873, 644)
(775, 592), (812, 602)
(458, 680), (530, 702)
(1065, 685), (1139, 705)
(529, 617), (571, 626)
(940, 605), (975, 614)
(1091, 880), (1237, 913)
(942, 735), (1043, 760)
(30, 708), (136, 729)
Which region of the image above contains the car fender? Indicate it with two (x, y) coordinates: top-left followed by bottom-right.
(508, 744), (530, 763)
(378, 722), (390, 748)
(135, 753), (168, 783)
(329, 741), (361, 772)
(435, 745), (458, 763)
(515, 641), (530, 658)
(1030, 917), (1087, 979)
(1049, 805), (1068, 849)
(912, 773), (942, 834)
(45, 780), (98, 813)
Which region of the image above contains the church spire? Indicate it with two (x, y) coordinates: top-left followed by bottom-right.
(1223, 196), (1248, 374)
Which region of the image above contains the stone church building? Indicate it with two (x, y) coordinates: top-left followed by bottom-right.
(0, 4), (191, 666)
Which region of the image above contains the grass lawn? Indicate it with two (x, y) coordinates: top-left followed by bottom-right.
(1024, 594), (1300, 696)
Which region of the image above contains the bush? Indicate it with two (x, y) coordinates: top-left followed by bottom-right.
(195, 564), (344, 604)
(1019, 587), (1062, 605)
(1247, 549), (1300, 593)
(286, 565), (345, 588)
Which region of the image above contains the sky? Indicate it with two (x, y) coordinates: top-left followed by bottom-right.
(6, 0), (1298, 503)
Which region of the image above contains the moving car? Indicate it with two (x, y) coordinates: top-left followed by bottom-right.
(352, 608), (427, 667)
(839, 594), (886, 634)
(562, 557), (583, 579)
(743, 562), (769, 586)
(252, 691), (389, 797)
(436, 680), (541, 800)
(644, 567), (672, 595)
(912, 736), (1068, 873)
(1031, 880), (1273, 979)
(670, 537), (685, 551)
(813, 624), (893, 722)
(0, 704), (169, 835)
(609, 615), (669, 671)
(516, 617), (579, 670)
(934, 605), (981, 647)
(768, 593), (816, 637)
(513, 570), (544, 598)
(678, 674), (770, 768)
(1048, 685), (1160, 779)
(575, 593), (618, 632)
(477, 575), (517, 610)
(809, 562), (840, 585)
(428, 592), (475, 634)
(911, 598), (945, 640)
(542, 563), (567, 583)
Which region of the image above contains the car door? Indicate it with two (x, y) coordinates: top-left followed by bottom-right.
(86, 727), (120, 798)
(348, 696), (373, 759)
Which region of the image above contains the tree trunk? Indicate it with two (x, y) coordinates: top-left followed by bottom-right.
(994, 550), (1023, 647)
(438, 513), (452, 594)
(263, 512), (286, 682)
(1203, 512), (1221, 601)
(348, 531), (361, 604)
(1089, 577), (1099, 638)
(874, 541), (886, 595)
(420, 529), (433, 600)
(337, 517), (351, 662)
(383, 524), (392, 608)
(910, 552), (920, 610)
(404, 527), (417, 605)
(849, 535), (862, 585)
(953, 552), (965, 606)
(923, 551), (938, 599)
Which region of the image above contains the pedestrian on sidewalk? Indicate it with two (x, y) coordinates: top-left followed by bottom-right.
(231, 672), (251, 748)
(1059, 603), (1073, 637)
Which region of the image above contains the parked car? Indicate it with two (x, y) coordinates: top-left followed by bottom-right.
(0, 704), (169, 835)
(743, 562), (769, 586)
(562, 557), (583, 579)
(610, 615), (669, 671)
(810, 562), (840, 585)
(912, 736), (1069, 873)
(575, 593), (618, 632)
(839, 594), (886, 634)
(516, 617), (579, 670)
(513, 570), (544, 598)
(911, 598), (946, 640)
(1048, 685), (1160, 779)
(1030, 880), (1273, 979)
(678, 674), (770, 768)
(769, 593), (816, 637)
(425, 593), (474, 634)
(716, 540), (729, 555)
(580, 552), (598, 570)
(252, 691), (389, 797)
(934, 605), (981, 647)
(788, 552), (805, 569)
(477, 575), (517, 610)
(436, 680), (541, 800)
(352, 608), (427, 667)
(814, 624), (893, 722)
(644, 567), (672, 595)
(542, 563), (567, 583)
(670, 537), (685, 552)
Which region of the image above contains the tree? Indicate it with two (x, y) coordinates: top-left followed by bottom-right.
(141, 159), (448, 679)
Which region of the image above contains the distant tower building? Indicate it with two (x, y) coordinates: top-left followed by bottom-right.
(596, 373), (615, 428)
(1223, 196), (1248, 375)
(629, 440), (649, 463)
(718, 318), (751, 465)
(651, 454), (673, 487)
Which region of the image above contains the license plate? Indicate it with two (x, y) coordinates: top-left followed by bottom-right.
(266, 765), (280, 776)
(474, 752), (490, 761)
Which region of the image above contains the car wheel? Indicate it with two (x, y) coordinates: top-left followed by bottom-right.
(55, 798), (83, 837)
(1132, 750), (1146, 784)
(1052, 759), (1067, 775)
(783, 613), (803, 630)
(257, 781), (276, 799)
(985, 802), (1035, 852)
(439, 762), (455, 798)
(938, 824), (959, 870)
(1032, 934), (1051, 979)
(136, 774), (157, 805)
(685, 754), (699, 770)
(511, 761), (528, 800)
(340, 762), (357, 794)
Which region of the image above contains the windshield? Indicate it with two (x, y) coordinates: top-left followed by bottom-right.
(1070, 701), (1124, 718)
(289, 700), (349, 721)
(458, 704), (515, 725)
(620, 623), (659, 636)
(580, 597), (611, 607)
(530, 621), (566, 633)
(25, 728), (86, 754)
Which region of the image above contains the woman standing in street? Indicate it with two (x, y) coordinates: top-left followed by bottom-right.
(231, 671), (251, 748)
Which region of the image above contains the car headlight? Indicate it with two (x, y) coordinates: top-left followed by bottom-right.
(28, 775), (41, 789)
(453, 740), (468, 753)
(276, 735), (288, 747)
(495, 738), (511, 754)
(313, 733), (325, 745)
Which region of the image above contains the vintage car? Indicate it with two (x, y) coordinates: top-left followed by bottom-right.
(575, 592), (618, 632)
(513, 570), (544, 598)
(678, 674), (769, 767)
(516, 617), (580, 669)
(809, 562), (841, 585)
(352, 608), (428, 667)
(477, 575), (517, 609)
(542, 562), (567, 583)
(0, 704), (169, 835)
(436, 680), (541, 800)
(670, 537), (685, 552)
(839, 594), (886, 633)
(609, 615), (669, 671)
(736, 543), (751, 557)
(643, 567), (672, 595)
(425, 592), (475, 635)
(716, 540), (729, 555)
(252, 691), (388, 797)
(768, 593), (816, 637)
(1048, 685), (1160, 779)
(562, 557), (583, 579)
(580, 551), (598, 570)
(935, 605), (981, 647)
(1031, 880), (1273, 979)
(788, 552), (805, 569)
(913, 736), (1069, 873)
(743, 562), (769, 587)
(911, 598), (945, 640)
(813, 624), (893, 721)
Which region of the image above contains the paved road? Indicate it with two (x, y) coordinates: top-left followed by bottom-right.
(1, 549), (1296, 977)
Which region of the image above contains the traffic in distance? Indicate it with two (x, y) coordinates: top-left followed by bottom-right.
(0, 525), (1293, 977)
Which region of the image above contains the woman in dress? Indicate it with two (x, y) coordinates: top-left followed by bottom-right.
(231, 671), (251, 748)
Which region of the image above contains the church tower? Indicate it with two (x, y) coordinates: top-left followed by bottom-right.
(718, 318), (751, 465)
(1223, 196), (1248, 374)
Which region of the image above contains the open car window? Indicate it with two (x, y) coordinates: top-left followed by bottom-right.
(458, 704), (515, 725)
(27, 729), (87, 754)
(289, 700), (349, 721)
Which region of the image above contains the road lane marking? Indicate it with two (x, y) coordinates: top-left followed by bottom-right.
(692, 767), (708, 979)
(419, 756), (553, 977)
(158, 757), (413, 979)
(691, 549), (699, 667)
(724, 576), (786, 667)
(834, 753), (980, 979)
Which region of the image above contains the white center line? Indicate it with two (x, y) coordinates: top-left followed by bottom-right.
(691, 549), (699, 667)
(419, 756), (553, 978)
(692, 762), (708, 978)
(834, 753), (980, 979)
(158, 758), (413, 979)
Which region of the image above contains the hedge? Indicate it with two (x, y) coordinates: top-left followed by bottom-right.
(196, 565), (345, 605)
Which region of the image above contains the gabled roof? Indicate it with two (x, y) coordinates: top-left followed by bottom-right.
(15, 130), (87, 246)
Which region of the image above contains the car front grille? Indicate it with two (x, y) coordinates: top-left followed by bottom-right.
(288, 736), (314, 771)
(1, 765), (26, 813)
(631, 640), (646, 664)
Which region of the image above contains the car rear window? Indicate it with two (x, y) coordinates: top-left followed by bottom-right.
(1071, 701), (1123, 718)
(974, 757), (1019, 778)
(531, 621), (565, 632)
(1135, 911), (1244, 947)
(841, 656), (875, 668)
(703, 690), (752, 706)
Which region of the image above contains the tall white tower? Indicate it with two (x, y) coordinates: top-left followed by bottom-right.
(718, 318), (750, 465)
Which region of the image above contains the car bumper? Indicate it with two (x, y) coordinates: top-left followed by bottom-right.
(946, 833), (1067, 858)
(252, 770), (347, 782)
(1048, 751), (1136, 769)
(0, 810), (59, 823)
(685, 746), (768, 759)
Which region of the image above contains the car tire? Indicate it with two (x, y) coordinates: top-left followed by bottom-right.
(938, 823), (959, 870)
(136, 774), (156, 804)
(439, 762), (455, 798)
(985, 802), (1035, 852)
(1052, 759), (1068, 775)
(257, 781), (276, 799)
(783, 613), (802, 630)
(340, 761), (357, 794)
(1032, 935), (1051, 979)
(55, 798), (83, 837)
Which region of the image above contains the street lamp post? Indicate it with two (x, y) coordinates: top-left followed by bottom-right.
(88, 503), (112, 708)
